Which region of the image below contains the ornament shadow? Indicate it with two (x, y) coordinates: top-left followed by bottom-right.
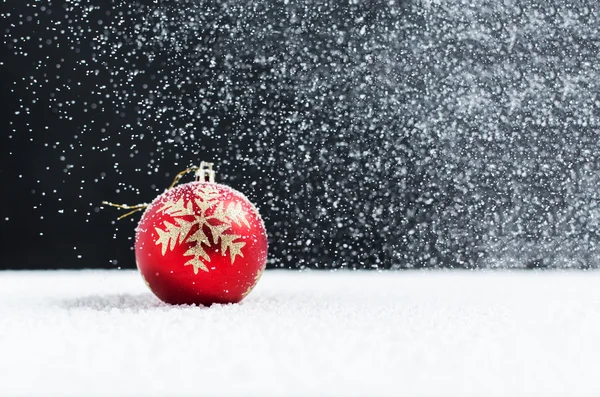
(60, 293), (168, 312)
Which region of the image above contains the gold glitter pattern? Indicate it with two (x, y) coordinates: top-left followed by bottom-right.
(241, 268), (264, 299)
(154, 186), (248, 274)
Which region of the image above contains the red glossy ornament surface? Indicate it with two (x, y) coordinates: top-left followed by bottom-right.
(135, 181), (268, 305)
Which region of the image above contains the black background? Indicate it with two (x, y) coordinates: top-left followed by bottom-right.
(2, 1), (600, 270)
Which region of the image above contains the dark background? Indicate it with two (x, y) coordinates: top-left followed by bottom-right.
(2, 0), (600, 270)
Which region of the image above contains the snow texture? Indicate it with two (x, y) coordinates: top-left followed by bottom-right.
(1, 270), (599, 396)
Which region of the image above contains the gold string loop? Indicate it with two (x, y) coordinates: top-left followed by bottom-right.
(102, 165), (203, 220)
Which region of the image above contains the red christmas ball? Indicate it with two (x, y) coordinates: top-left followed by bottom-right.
(135, 181), (268, 305)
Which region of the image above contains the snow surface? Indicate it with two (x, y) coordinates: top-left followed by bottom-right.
(1, 270), (600, 397)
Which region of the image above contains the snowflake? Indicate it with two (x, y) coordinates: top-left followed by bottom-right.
(154, 186), (249, 274)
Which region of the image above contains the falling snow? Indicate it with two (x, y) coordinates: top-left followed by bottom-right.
(2, 1), (600, 269)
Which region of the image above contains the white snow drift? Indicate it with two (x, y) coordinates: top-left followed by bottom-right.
(1, 270), (599, 397)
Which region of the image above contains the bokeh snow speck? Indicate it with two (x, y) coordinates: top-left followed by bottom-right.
(2, 0), (600, 269)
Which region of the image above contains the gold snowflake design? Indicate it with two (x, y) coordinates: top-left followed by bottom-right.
(154, 186), (249, 274)
(241, 268), (264, 299)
